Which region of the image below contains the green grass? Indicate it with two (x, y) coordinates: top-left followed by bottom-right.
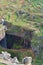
(0, 25), (3, 28)
(0, 0), (43, 36)
(0, 0), (43, 35)
(0, 63), (7, 65)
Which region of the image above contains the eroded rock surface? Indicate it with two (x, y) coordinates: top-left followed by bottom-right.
(0, 51), (32, 65)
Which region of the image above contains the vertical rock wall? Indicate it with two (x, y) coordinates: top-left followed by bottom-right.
(0, 26), (7, 48)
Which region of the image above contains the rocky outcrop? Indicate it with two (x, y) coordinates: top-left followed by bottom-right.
(22, 57), (32, 65)
(0, 51), (32, 65)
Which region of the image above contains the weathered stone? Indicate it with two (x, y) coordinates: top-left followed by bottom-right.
(1, 19), (5, 25)
(0, 54), (3, 59)
(11, 63), (17, 65)
(1, 51), (11, 61)
(22, 57), (32, 65)
(11, 57), (19, 64)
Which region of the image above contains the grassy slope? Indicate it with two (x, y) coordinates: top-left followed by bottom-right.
(0, 63), (6, 65)
(0, 0), (43, 63)
(0, 0), (43, 36)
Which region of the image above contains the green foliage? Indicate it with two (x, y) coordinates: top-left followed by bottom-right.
(7, 50), (32, 61)
(12, 44), (23, 49)
(0, 63), (7, 65)
(26, 51), (32, 56)
(0, 46), (3, 53)
(0, 0), (43, 36)
(0, 0), (43, 63)
(17, 52), (23, 61)
(7, 50), (17, 58)
(0, 46), (32, 61)
(6, 50), (23, 61)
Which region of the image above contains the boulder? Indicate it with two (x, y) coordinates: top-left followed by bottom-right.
(1, 51), (11, 61)
(22, 57), (32, 65)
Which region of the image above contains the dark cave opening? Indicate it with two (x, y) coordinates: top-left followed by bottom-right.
(6, 33), (31, 49)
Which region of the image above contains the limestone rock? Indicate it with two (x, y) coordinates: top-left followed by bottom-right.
(11, 57), (19, 64)
(11, 63), (17, 65)
(1, 51), (11, 61)
(22, 57), (32, 65)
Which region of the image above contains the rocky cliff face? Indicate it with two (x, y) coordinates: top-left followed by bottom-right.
(0, 25), (7, 48)
(0, 37), (7, 48)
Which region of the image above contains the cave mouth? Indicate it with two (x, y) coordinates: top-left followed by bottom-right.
(6, 33), (31, 49)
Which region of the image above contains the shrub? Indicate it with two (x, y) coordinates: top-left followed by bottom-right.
(26, 51), (32, 56)
(7, 50), (23, 61)
(17, 52), (23, 61)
